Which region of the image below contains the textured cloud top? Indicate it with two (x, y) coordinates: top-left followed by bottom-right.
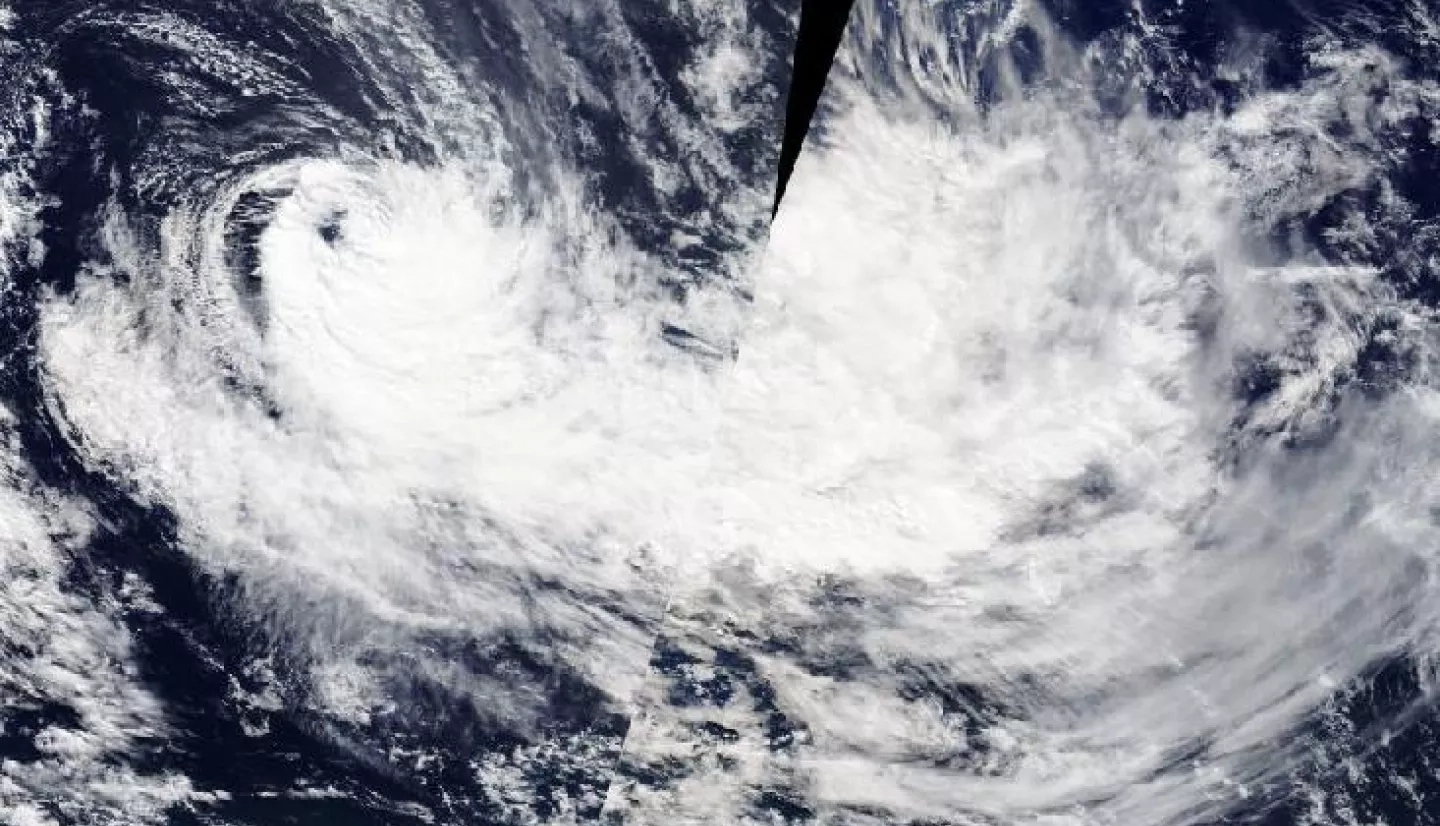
(5, 1), (1440, 824)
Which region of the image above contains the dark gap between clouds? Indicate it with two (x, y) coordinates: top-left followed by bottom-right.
(775, 0), (856, 217)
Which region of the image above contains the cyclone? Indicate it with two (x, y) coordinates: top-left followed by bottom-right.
(4, 1), (1440, 825)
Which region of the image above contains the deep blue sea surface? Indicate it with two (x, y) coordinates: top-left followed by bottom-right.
(4, 1), (1440, 824)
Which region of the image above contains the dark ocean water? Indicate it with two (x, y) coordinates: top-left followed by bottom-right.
(3, 1), (1440, 825)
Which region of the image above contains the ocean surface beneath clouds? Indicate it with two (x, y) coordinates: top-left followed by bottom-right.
(5, 1), (1440, 824)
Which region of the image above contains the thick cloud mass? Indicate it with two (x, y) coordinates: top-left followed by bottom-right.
(5, 1), (1440, 825)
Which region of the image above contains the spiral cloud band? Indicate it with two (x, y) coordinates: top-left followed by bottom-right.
(5, 1), (1440, 825)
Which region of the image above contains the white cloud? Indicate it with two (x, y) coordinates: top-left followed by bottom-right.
(23, 1), (1440, 824)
